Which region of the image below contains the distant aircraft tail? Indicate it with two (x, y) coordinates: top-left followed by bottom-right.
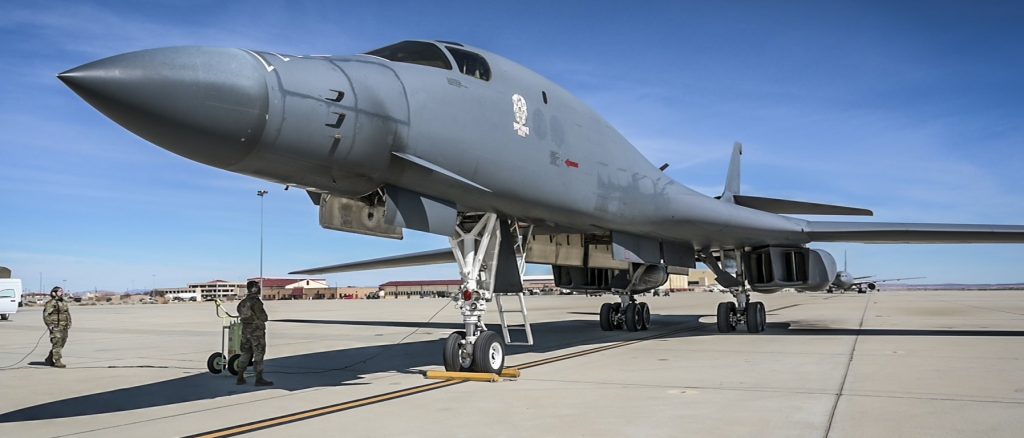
(720, 142), (742, 202)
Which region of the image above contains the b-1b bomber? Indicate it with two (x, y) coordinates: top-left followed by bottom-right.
(59, 40), (1024, 374)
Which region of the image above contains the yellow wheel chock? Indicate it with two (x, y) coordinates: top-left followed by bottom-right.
(424, 367), (520, 382)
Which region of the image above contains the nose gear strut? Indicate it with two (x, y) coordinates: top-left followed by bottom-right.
(442, 213), (532, 374)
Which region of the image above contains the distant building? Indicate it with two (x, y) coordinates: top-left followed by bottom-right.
(522, 275), (558, 292)
(22, 293), (49, 305)
(253, 278), (329, 300)
(660, 269), (716, 291)
(324, 287), (379, 300)
(379, 280), (461, 298)
(154, 280), (246, 301)
(248, 278), (378, 300)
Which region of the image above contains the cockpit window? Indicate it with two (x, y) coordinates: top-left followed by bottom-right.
(446, 46), (491, 81)
(365, 41), (452, 70)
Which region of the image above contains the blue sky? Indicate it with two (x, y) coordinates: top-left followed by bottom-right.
(1, 1), (1023, 292)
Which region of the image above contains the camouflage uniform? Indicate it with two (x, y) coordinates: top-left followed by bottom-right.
(43, 297), (71, 367)
(236, 292), (272, 385)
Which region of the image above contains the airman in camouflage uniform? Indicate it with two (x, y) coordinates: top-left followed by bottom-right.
(43, 287), (71, 368)
(236, 280), (273, 386)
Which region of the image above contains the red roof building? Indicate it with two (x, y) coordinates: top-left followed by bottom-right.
(378, 279), (461, 299)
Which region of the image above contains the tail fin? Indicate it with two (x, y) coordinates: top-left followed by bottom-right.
(721, 142), (742, 202)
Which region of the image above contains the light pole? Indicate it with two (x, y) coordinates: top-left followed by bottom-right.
(257, 190), (269, 283)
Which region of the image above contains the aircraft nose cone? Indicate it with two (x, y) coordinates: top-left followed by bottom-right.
(59, 47), (269, 168)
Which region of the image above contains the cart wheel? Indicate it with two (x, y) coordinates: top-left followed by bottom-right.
(227, 354), (242, 375)
(207, 352), (225, 374)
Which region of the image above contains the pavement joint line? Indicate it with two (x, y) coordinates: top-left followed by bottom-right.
(838, 392), (1024, 405)
(521, 377), (840, 397)
(185, 299), (818, 437)
(823, 295), (870, 438)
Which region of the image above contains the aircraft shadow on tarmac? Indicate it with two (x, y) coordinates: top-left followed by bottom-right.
(3, 314), (1023, 423)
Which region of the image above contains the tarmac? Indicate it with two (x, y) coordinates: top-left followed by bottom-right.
(1, 290), (1022, 437)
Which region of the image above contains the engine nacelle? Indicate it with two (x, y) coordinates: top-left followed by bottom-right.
(744, 247), (837, 293)
(552, 263), (668, 294)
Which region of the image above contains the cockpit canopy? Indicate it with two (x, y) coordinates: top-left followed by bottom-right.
(365, 40), (491, 81)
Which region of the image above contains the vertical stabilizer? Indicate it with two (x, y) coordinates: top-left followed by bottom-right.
(720, 142), (742, 202)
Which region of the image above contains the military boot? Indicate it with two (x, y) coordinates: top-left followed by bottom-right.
(235, 375), (247, 385)
(44, 352), (54, 366)
(254, 373), (274, 387)
(53, 361), (66, 368)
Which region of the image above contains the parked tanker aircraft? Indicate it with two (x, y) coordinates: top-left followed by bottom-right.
(59, 40), (1024, 374)
(828, 254), (924, 293)
(828, 273), (923, 293)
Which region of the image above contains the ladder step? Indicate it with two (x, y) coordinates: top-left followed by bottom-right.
(495, 293), (533, 346)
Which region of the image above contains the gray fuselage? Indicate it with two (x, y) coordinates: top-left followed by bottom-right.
(227, 43), (808, 251)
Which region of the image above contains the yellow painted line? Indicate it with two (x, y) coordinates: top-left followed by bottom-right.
(186, 379), (463, 438)
(425, 370), (501, 382)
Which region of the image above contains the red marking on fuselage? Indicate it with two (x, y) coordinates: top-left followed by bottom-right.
(564, 159), (579, 168)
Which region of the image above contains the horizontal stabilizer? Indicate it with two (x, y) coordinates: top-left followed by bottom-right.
(734, 195), (873, 216)
(806, 222), (1024, 243)
(290, 248), (453, 275)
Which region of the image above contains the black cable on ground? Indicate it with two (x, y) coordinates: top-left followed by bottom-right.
(0, 328), (49, 370)
(266, 301), (451, 376)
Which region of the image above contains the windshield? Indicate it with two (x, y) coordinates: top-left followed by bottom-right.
(446, 46), (491, 81)
(365, 41), (452, 70)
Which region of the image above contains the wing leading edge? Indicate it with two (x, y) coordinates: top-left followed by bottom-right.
(805, 221), (1024, 243)
(290, 248), (453, 275)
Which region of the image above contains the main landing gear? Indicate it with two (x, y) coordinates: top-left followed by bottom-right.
(716, 290), (766, 333)
(599, 295), (651, 332)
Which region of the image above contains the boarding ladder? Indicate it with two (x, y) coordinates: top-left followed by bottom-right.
(496, 293), (533, 346)
(495, 220), (534, 346)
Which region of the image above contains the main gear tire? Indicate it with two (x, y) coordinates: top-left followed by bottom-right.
(746, 301), (766, 333)
(599, 303), (614, 331)
(639, 302), (651, 330)
(624, 302), (640, 332)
